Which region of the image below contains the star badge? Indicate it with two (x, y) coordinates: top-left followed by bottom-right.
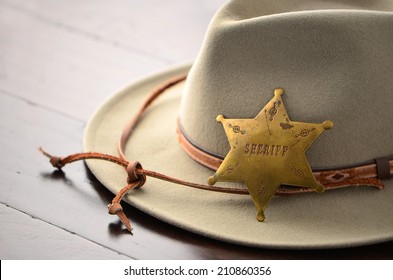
(208, 88), (333, 222)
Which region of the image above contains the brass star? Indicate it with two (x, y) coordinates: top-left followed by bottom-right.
(208, 88), (333, 222)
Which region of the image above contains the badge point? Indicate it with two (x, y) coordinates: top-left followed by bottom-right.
(315, 183), (325, 193)
(274, 88), (284, 97)
(256, 211), (265, 222)
(207, 176), (217, 185)
(216, 115), (224, 123)
(323, 120), (334, 130)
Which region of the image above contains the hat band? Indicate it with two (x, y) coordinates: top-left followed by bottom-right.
(177, 119), (393, 190)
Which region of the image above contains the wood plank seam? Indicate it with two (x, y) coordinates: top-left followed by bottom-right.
(0, 202), (134, 259)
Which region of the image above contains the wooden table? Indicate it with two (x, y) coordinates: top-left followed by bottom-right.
(1, 0), (392, 259)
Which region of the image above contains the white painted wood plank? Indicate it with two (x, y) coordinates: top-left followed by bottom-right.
(0, 204), (131, 259)
(1, 0), (228, 62)
(0, 5), (168, 121)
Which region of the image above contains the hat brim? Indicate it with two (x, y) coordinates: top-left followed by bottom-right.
(84, 63), (393, 249)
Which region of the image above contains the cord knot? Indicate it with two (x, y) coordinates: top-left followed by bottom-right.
(126, 161), (146, 187)
(39, 147), (65, 169)
(108, 202), (133, 232)
(108, 202), (123, 215)
(49, 156), (65, 169)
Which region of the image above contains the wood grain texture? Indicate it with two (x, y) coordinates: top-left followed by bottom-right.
(1, 0), (392, 259)
(2, 0), (227, 61)
(0, 204), (130, 259)
(0, 2), (166, 121)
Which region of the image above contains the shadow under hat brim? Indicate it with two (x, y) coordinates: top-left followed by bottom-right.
(84, 63), (393, 249)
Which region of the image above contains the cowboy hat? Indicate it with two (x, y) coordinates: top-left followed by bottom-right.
(82, 0), (393, 248)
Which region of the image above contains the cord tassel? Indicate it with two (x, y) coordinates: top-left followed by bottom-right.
(39, 147), (142, 233)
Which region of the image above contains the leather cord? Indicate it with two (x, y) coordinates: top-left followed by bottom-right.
(40, 74), (249, 232)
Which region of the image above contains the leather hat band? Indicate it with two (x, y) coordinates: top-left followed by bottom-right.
(177, 121), (392, 192)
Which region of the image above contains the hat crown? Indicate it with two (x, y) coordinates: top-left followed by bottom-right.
(180, 0), (393, 168)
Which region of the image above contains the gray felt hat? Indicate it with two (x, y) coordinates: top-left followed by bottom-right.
(84, 0), (393, 248)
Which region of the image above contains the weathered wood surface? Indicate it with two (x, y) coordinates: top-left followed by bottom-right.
(1, 0), (392, 259)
